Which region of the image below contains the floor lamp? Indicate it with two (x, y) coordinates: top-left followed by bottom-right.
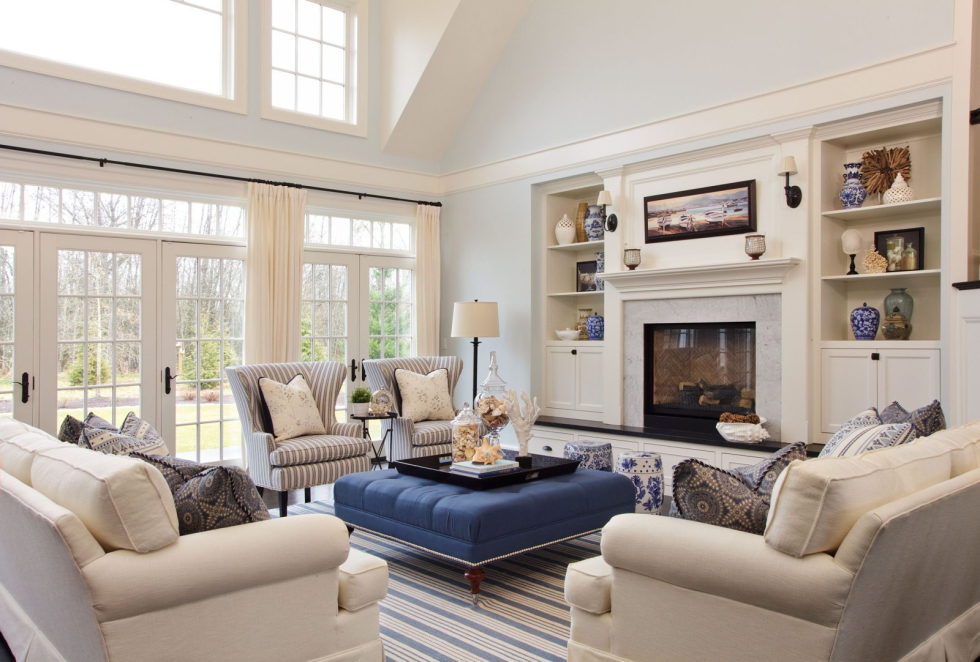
(450, 300), (499, 403)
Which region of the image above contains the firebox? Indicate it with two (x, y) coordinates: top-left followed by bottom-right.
(643, 322), (756, 426)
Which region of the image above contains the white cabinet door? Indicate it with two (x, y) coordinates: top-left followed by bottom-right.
(575, 346), (604, 412)
(544, 346), (577, 410)
(877, 348), (940, 411)
(821, 349), (877, 433)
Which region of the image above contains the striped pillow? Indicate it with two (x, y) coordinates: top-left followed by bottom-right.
(819, 408), (881, 457)
(819, 422), (916, 457)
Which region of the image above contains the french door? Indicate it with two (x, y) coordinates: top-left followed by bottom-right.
(39, 233), (158, 433)
(0, 230), (34, 423)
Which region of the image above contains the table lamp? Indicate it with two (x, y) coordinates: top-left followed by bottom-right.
(451, 300), (500, 402)
(841, 229), (863, 275)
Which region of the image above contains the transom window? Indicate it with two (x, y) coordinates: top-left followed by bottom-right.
(0, 0), (239, 105)
(0, 180), (245, 239)
(305, 211), (412, 252)
(270, 0), (354, 121)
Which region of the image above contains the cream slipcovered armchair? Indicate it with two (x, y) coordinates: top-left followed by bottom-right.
(565, 422), (980, 662)
(0, 418), (387, 662)
(362, 356), (463, 462)
(226, 361), (370, 516)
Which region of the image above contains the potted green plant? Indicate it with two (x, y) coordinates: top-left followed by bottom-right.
(350, 386), (372, 417)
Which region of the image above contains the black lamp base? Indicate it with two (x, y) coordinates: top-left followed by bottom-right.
(846, 253), (858, 275)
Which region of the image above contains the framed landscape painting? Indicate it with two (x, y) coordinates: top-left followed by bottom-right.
(644, 180), (756, 243)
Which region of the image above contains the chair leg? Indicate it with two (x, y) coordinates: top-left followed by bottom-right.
(278, 491), (288, 518)
(304, 487), (312, 503)
(256, 486), (264, 497)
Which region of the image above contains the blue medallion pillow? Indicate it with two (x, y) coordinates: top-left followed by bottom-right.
(670, 441), (807, 534)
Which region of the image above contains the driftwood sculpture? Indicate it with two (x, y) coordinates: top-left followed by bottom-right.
(503, 390), (541, 458)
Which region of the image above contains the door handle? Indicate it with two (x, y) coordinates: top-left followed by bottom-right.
(164, 366), (179, 395)
(360, 358), (366, 381)
(350, 358), (357, 381)
(12, 372), (29, 404)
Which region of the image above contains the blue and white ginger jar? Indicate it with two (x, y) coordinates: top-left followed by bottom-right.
(850, 302), (880, 340)
(584, 205), (604, 241)
(616, 452), (664, 513)
(586, 313), (604, 340)
(595, 251), (604, 291)
(839, 162), (867, 209)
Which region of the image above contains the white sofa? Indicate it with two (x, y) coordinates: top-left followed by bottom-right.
(0, 418), (388, 662)
(565, 421), (980, 662)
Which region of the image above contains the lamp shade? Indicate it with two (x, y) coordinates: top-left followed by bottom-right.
(841, 229), (863, 255)
(596, 190), (613, 206)
(778, 156), (798, 176)
(451, 301), (499, 338)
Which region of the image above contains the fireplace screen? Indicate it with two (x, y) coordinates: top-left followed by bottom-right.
(644, 322), (756, 419)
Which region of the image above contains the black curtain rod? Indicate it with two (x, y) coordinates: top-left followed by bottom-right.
(0, 143), (442, 207)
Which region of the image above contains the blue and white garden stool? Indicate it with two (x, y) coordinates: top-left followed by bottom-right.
(615, 451), (664, 513)
(563, 440), (613, 471)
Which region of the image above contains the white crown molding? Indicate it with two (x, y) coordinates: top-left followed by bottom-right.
(618, 137), (777, 179)
(601, 258), (802, 295)
(441, 45), (953, 194)
(771, 127), (816, 144)
(812, 99), (943, 141)
(0, 104), (443, 197)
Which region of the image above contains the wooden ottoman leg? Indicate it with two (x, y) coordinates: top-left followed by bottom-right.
(464, 566), (486, 606)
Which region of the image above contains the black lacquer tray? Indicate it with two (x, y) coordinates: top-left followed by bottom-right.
(392, 451), (580, 490)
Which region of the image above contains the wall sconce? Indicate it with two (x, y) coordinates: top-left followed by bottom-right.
(596, 190), (618, 232)
(778, 156), (802, 208)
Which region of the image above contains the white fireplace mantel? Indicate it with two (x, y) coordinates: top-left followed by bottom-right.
(601, 258), (802, 294)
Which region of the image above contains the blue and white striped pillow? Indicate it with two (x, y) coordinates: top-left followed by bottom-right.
(820, 422), (916, 457)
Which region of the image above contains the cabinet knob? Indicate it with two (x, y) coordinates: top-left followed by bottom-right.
(571, 349), (577, 356)
(542, 445), (553, 452)
(871, 352), (880, 361)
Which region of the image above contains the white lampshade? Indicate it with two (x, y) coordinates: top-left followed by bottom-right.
(450, 301), (499, 338)
(777, 156), (798, 176)
(841, 229), (863, 255)
(596, 190), (613, 206)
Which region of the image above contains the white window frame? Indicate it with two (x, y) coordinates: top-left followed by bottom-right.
(0, 0), (248, 114)
(260, 0), (368, 137)
(304, 207), (415, 257)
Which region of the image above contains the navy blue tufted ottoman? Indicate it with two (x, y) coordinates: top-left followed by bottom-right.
(334, 468), (634, 603)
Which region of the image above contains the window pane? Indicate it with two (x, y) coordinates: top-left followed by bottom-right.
(0, 247), (13, 294)
(0, 183), (21, 220)
(24, 186), (58, 222)
(322, 45), (344, 83)
(271, 0), (296, 31)
(352, 219), (371, 247)
(296, 75), (320, 115)
(297, 0), (321, 39)
(321, 82), (345, 120)
(307, 214), (329, 244)
(297, 37), (320, 78)
(330, 217), (350, 245)
(322, 7), (346, 46)
(271, 30), (296, 71)
(99, 193), (128, 227)
(62, 190), (96, 225)
(392, 223), (410, 250)
(272, 70), (297, 110)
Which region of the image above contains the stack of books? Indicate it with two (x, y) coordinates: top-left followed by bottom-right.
(450, 459), (520, 478)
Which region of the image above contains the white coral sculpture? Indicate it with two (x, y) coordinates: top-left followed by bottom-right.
(503, 390), (541, 457)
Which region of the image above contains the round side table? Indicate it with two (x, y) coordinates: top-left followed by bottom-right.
(350, 412), (397, 469)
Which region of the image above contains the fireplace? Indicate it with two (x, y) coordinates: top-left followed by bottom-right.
(643, 322), (756, 427)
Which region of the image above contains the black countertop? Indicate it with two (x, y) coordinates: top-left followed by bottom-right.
(535, 415), (823, 457)
(952, 280), (980, 291)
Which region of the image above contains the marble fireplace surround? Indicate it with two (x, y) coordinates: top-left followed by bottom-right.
(622, 294), (782, 439)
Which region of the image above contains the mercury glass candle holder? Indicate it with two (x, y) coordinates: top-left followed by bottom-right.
(744, 234), (766, 260)
(623, 248), (641, 270)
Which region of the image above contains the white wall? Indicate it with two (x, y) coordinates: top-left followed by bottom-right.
(442, 0), (955, 172)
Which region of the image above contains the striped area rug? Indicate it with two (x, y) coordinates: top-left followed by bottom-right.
(280, 501), (600, 661)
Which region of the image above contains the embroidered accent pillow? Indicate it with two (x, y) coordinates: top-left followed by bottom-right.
(58, 412), (118, 443)
(819, 408), (882, 457)
(672, 460), (772, 534)
(119, 412), (170, 455)
(130, 452), (269, 535)
(731, 441), (808, 498)
(394, 368), (455, 422)
(79, 427), (166, 455)
(258, 374), (326, 441)
(879, 400), (946, 438)
(819, 422), (916, 458)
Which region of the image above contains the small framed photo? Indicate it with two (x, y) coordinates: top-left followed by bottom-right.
(576, 260), (597, 292)
(874, 227), (924, 272)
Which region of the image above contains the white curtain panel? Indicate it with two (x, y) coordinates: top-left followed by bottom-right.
(415, 203), (441, 356)
(245, 182), (307, 364)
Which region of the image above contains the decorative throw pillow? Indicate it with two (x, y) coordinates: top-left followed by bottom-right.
(818, 408), (882, 457)
(731, 441), (808, 498)
(59, 412), (118, 443)
(879, 400), (946, 438)
(80, 427), (166, 455)
(672, 460), (772, 534)
(394, 368), (454, 422)
(818, 422), (916, 458)
(258, 374), (326, 441)
(131, 452), (269, 534)
(119, 412), (170, 455)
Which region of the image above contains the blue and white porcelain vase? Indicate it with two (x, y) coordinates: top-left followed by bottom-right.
(839, 162), (867, 209)
(850, 302), (880, 340)
(615, 452), (664, 513)
(595, 250), (604, 291)
(586, 313), (604, 340)
(584, 205), (605, 241)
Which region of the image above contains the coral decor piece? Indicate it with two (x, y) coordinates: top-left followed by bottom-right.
(470, 437), (504, 465)
(502, 390), (541, 458)
(863, 246), (888, 273)
(860, 146), (911, 196)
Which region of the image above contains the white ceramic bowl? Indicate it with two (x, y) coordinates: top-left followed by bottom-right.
(715, 417), (770, 443)
(555, 329), (580, 341)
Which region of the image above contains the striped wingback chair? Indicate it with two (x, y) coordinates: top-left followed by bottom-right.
(362, 356), (463, 462)
(226, 361), (371, 516)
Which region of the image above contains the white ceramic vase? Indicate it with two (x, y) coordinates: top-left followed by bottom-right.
(555, 213), (576, 245)
(882, 173), (913, 204)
